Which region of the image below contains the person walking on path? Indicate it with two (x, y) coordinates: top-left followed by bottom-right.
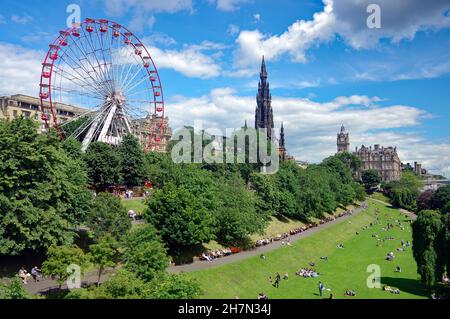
(273, 273), (281, 288)
(318, 281), (324, 297)
(31, 266), (42, 283)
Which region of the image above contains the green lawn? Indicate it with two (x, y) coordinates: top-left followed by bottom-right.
(370, 192), (391, 204)
(187, 200), (428, 299)
(121, 198), (147, 215)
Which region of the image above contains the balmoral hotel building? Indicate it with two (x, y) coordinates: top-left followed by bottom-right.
(0, 94), (86, 130)
(1, 94), (172, 153)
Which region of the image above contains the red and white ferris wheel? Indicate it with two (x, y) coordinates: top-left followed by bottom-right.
(39, 18), (164, 152)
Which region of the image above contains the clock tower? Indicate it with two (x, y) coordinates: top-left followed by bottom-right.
(337, 125), (349, 153)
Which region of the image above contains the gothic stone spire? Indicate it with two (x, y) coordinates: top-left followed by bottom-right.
(255, 56), (274, 140)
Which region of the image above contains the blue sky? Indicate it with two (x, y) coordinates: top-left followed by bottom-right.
(0, 0), (450, 176)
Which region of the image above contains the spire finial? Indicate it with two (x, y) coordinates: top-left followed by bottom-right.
(260, 55), (267, 79)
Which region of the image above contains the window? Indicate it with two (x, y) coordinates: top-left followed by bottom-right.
(23, 111), (31, 118)
(13, 110), (18, 118)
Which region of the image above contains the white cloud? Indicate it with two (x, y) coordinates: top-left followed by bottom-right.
(166, 88), (449, 176)
(231, 0), (450, 75)
(145, 32), (177, 46)
(0, 43), (43, 96)
(334, 0), (450, 49)
(215, 0), (252, 12)
(144, 42), (222, 79)
(232, 0), (335, 70)
(104, 0), (192, 15)
(253, 13), (261, 23)
(104, 0), (192, 31)
(11, 14), (33, 25)
(227, 24), (240, 36)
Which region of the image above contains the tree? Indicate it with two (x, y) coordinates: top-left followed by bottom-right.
(148, 274), (202, 299)
(145, 183), (215, 247)
(42, 244), (87, 289)
(412, 210), (445, 287)
(117, 134), (146, 187)
(0, 276), (29, 299)
(122, 224), (169, 282)
(386, 172), (421, 211)
(0, 118), (92, 255)
(417, 190), (434, 212)
(88, 235), (118, 286)
(65, 270), (202, 299)
(334, 152), (362, 174)
(86, 192), (131, 241)
(214, 175), (267, 244)
(65, 269), (152, 299)
(84, 142), (120, 189)
(361, 170), (381, 189)
(430, 185), (450, 211)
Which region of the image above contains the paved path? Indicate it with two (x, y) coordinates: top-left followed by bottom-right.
(370, 197), (417, 221)
(15, 269), (115, 295)
(168, 201), (369, 274)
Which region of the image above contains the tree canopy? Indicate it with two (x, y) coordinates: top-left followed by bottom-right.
(0, 118), (91, 255)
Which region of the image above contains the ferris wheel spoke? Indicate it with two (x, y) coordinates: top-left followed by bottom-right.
(71, 34), (112, 90)
(123, 79), (151, 97)
(119, 49), (139, 91)
(94, 25), (115, 90)
(59, 49), (109, 97)
(121, 67), (145, 94)
(51, 84), (103, 101)
(52, 64), (105, 98)
(81, 27), (114, 95)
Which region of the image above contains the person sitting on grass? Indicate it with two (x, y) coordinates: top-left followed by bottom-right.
(395, 265), (402, 273)
(283, 273), (289, 280)
(258, 292), (268, 299)
(344, 289), (356, 296)
(320, 256), (328, 261)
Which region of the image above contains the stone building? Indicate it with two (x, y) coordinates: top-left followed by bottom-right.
(0, 94), (86, 129)
(132, 113), (172, 153)
(336, 126), (401, 182)
(337, 125), (350, 153)
(354, 144), (401, 182)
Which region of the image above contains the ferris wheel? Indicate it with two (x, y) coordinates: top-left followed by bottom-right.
(39, 18), (165, 152)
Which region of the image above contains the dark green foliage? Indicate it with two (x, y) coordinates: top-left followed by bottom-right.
(429, 185), (450, 211)
(385, 172), (421, 211)
(117, 134), (146, 187)
(148, 273), (202, 299)
(0, 276), (29, 299)
(213, 175), (267, 245)
(122, 224), (169, 282)
(42, 244), (87, 288)
(65, 269), (152, 299)
(0, 118), (92, 255)
(412, 210), (445, 287)
(88, 235), (119, 286)
(86, 192), (131, 241)
(145, 183), (215, 247)
(361, 169), (381, 189)
(334, 152), (363, 173)
(84, 142), (120, 189)
(64, 269), (202, 299)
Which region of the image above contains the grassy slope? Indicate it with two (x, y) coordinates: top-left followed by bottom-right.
(187, 200), (427, 299)
(121, 198), (147, 215)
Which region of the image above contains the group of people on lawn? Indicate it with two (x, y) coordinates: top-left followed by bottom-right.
(200, 248), (234, 261)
